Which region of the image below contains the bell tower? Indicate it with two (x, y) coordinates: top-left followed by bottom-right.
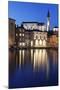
(47, 10), (50, 31)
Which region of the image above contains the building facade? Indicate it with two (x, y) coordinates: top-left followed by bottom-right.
(9, 11), (58, 48)
(16, 22), (47, 47)
(48, 31), (58, 47)
(9, 18), (16, 47)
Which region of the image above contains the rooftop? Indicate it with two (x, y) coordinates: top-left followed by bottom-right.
(9, 18), (16, 21)
(22, 22), (45, 25)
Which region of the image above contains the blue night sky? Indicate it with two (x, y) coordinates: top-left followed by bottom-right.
(8, 1), (58, 30)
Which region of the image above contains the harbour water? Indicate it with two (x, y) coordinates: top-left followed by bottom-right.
(9, 49), (58, 88)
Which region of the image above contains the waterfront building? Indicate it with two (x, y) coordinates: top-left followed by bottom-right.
(9, 10), (58, 48)
(15, 11), (50, 47)
(16, 22), (47, 47)
(48, 30), (58, 47)
(53, 27), (58, 31)
(9, 18), (16, 47)
(15, 26), (25, 47)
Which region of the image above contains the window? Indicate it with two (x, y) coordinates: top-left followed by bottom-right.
(43, 40), (46, 46)
(31, 41), (33, 46)
(19, 33), (21, 36)
(39, 39), (42, 46)
(19, 43), (22, 46)
(23, 43), (25, 46)
(22, 34), (24, 36)
(35, 39), (39, 46)
(16, 34), (18, 36)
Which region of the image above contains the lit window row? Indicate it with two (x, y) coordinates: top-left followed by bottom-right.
(19, 33), (24, 36)
(16, 33), (24, 36)
(38, 26), (46, 31)
(35, 39), (46, 46)
(34, 35), (47, 40)
(19, 42), (25, 46)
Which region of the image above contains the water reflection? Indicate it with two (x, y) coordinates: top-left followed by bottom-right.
(9, 49), (57, 77)
(19, 50), (25, 67)
(33, 49), (49, 78)
(33, 49), (48, 69)
(18, 49), (49, 71)
(9, 49), (58, 87)
(9, 49), (58, 72)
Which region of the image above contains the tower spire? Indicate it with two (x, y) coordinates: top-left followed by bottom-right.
(47, 10), (50, 31)
(47, 10), (50, 17)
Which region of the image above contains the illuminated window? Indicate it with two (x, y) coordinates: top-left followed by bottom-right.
(19, 33), (21, 36)
(22, 34), (24, 36)
(23, 42), (25, 46)
(39, 39), (42, 46)
(16, 34), (18, 36)
(19, 43), (22, 46)
(43, 40), (46, 46)
(31, 41), (33, 46)
(35, 39), (38, 46)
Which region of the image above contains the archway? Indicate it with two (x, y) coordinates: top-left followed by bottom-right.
(39, 39), (42, 46)
(35, 39), (39, 47)
(43, 39), (46, 46)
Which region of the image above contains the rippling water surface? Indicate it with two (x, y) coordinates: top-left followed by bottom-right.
(9, 49), (58, 88)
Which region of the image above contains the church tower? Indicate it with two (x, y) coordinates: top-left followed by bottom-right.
(47, 10), (50, 31)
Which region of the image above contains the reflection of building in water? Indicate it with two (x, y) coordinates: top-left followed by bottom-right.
(48, 49), (58, 66)
(19, 49), (32, 67)
(19, 50), (25, 67)
(33, 49), (49, 76)
(18, 49), (49, 77)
